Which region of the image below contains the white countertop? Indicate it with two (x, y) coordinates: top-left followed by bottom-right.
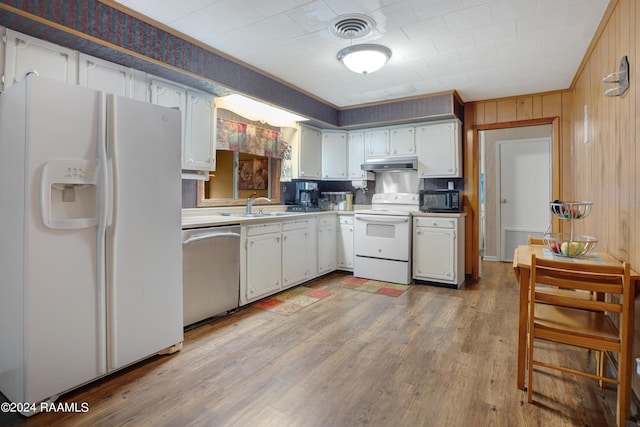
(181, 206), (364, 229)
(181, 206), (465, 229)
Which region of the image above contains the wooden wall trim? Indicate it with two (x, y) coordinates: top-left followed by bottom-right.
(463, 103), (478, 279)
(474, 117), (555, 131)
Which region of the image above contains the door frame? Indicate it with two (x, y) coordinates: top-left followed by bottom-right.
(465, 115), (561, 279)
(495, 137), (551, 261)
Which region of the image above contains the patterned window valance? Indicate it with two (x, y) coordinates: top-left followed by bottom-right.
(216, 118), (289, 159)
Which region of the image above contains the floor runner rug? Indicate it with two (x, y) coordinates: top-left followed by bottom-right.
(338, 277), (410, 297)
(253, 286), (333, 315)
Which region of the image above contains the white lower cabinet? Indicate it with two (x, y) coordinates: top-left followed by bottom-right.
(318, 215), (337, 275)
(337, 215), (354, 271)
(412, 216), (465, 288)
(239, 214), (355, 304)
(282, 219), (311, 289)
(307, 216), (319, 278)
(241, 216), (328, 305)
(244, 223), (282, 303)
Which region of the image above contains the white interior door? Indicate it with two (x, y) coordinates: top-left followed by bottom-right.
(497, 138), (550, 261)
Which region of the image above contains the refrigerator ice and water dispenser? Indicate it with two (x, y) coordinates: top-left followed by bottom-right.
(40, 159), (98, 229)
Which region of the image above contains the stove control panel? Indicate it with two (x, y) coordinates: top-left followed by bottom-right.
(370, 193), (419, 212)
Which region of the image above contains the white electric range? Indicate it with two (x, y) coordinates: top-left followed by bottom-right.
(353, 193), (419, 285)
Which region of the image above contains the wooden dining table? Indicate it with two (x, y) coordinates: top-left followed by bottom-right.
(511, 244), (640, 395)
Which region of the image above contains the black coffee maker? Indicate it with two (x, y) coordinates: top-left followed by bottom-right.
(290, 182), (319, 211)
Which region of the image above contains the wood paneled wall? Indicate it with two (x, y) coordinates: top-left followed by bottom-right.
(463, 92), (568, 278)
(475, 93), (563, 124)
(569, 0), (637, 266)
(467, 0), (640, 400)
(568, 0), (640, 398)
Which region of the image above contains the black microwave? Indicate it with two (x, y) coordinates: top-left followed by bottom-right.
(419, 189), (462, 213)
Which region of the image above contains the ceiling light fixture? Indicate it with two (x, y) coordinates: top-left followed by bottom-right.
(337, 44), (392, 75)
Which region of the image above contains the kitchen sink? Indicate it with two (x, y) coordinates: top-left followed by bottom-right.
(220, 211), (295, 218)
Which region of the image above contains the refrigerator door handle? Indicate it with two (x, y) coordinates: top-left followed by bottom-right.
(107, 95), (120, 234)
(96, 91), (108, 375)
(106, 94), (121, 370)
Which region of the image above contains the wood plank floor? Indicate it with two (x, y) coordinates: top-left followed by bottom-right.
(1, 261), (618, 426)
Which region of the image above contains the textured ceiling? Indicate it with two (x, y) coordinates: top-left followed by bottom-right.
(113, 0), (610, 107)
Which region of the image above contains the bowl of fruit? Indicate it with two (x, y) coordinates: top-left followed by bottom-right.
(543, 232), (598, 257)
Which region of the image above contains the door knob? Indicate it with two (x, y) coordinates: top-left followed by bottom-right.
(501, 198), (508, 203)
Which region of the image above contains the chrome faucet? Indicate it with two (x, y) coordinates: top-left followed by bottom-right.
(246, 194), (272, 214)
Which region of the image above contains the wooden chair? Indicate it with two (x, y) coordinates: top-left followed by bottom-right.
(527, 235), (544, 245)
(528, 235), (594, 300)
(527, 254), (632, 426)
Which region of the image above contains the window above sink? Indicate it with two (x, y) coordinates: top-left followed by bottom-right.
(197, 108), (290, 208)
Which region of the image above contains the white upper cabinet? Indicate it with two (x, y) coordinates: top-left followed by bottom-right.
(150, 78), (186, 113)
(364, 128), (389, 158)
(184, 90), (215, 172)
(3, 29), (77, 89)
(150, 78), (186, 147)
(298, 124), (322, 179)
(322, 130), (348, 180)
(416, 120), (462, 178)
(364, 125), (415, 158)
(78, 53), (146, 101)
(389, 125), (416, 156)
(348, 131), (370, 180)
(150, 77), (215, 175)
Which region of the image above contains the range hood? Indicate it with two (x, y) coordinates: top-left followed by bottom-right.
(361, 155), (418, 172)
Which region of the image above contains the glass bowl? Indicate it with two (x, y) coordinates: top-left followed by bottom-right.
(549, 201), (593, 219)
(542, 232), (598, 257)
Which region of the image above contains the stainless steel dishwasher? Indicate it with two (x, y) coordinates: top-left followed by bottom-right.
(182, 225), (241, 327)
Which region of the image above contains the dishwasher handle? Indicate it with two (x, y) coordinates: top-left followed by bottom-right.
(183, 231), (241, 245)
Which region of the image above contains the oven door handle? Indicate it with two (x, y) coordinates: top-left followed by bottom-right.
(355, 214), (409, 224)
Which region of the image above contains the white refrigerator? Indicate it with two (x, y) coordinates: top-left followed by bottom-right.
(0, 76), (184, 412)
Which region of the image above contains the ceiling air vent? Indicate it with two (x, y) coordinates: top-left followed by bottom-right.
(329, 14), (375, 40)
